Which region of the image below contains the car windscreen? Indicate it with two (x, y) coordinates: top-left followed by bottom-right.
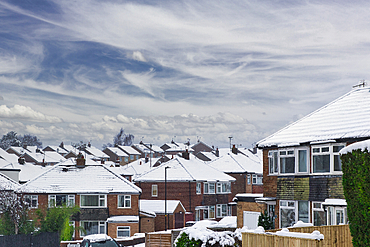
(90, 240), (119, 247)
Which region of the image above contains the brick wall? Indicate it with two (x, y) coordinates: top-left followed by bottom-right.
(108, 194), (139, 216)
(236, 201), (266, 228)
(140, 216), (155, 233)
(107, 222), (139, 238)
(262, 149), (277, 197)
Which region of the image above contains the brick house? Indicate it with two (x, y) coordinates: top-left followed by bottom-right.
(256, 85), (370, 229)
(134, 154), (236, 223)
(18, 157), (142, 239)
(103, 147), (129, 166)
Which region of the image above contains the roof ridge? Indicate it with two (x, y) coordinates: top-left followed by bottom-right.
(257, 88), (357, 147)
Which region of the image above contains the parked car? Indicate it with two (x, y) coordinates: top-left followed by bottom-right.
(81, 234), (121, 247)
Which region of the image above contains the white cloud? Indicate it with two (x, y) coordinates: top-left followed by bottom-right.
(0, 105), (62, 123)
(131, 51), (146, 62)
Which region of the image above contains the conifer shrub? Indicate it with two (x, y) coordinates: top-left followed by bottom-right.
(341, 148), (370, 247)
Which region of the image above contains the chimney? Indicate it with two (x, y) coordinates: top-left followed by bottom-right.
(232, 144), (238, 155)
(18, 157), (25, 165)
(145, 155), (149, 163)
(216, 148), (219, 157)
(76, 153), (86, 168)
(60, 142), (64, 148)
(182, 149), (190, 160)
(88, 142), (91, 147)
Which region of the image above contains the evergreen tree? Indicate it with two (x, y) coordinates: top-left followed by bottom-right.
(258, 210), (273, 230)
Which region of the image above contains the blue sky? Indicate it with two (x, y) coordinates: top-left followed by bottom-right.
(0, 0), (369, 148)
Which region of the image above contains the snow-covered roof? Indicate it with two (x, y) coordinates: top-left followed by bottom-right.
(23, 151), (66, 164)
(208, 152), (262, 174)
(85, 146), (110, 159)
(2, 162), (48, 183)
(119, 158), (159, 179)
(117, 145), (141, 155)
(322, 199), (347, 206)
(43, 145), (68, 154)
(106, 215), (139, 223)
(135, 156), (235, 182)
(18, 158), (142, 194)
(140, 199), (185, 214)
(235, 193), (264, 198)
(257, 86), (370, 147)
(0, 148), (19, 163)
(0, 172), (19, 188)
(340, 139), (370, 155)
(105, 147), (128, 157)
(7, 146), (30, 156)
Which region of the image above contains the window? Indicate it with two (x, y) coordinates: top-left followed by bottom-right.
(196, 183), (201, 194)
(268, 151), (278, 174)
(327, 206), (348, 225)
(117, 226), (130, 237)
(203, 205), (215, 219)
(216, 182), (231, 193)
(252, 175), (263, 184)
(130, 155), (134, 160)
(252, 175), (257, 184)
(298, 150), (308, 172)
(48, 195), (75, 207)
(152, 185), (158, 197)
(312, 202), (325, 226)
(81, 221), (105, 236)
(204, 182), (215, 194)
(80, 195), (106, 208)
(216, 204), (228, 218)
(247, 174), (251, 184)
(118, 195), (131, 208)
(280, 150), (295, 173)
(280, 200), (295, 228)
(124, 157), (128, 162)
(312, 144), (345, 173)
(195, 209), (200, 221)
(24, 195), (38, 208)
(280, 200), (310, 228)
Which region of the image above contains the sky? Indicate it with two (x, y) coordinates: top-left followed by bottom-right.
(0, 0), (369, 149)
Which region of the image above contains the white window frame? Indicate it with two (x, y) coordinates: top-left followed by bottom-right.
(247, 174), (251, 184)
(204, 182), (215, 194)
(279, 200), (310, 228)
(216, 204), (228, 218)
(117, 226), (130, 238)
(80, 221), (105, 236)
(279, 149), (296, 174)
(196, 182), (201, 194)
(215, 182), (231, 194)
(118, 195), (131, 208)
(312, 202), (325, 226)
(252, 175), (263, 185)
(203, 205), (215, 219)
(326, 206), (347, 225)
(311, 144), (345, 174)
(80, 194), (107, 208)
(152, 184), (158, 197)
(268, 150), (278, 175)
(48, 194), (75, 208)
(24, 195), (38, 208)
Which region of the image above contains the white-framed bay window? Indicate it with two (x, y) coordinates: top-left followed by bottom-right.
(279, 200), (310, 228)
(203, 205), (215, 219)
(80, 221), (105, 236)
(269, 147), (309, 175)
(311, 144), (345, 174)
(48, 194), (75, 207)
(216, 182), (231, 193)
(312, 202), (326, 226)
(326, 206), (348, 226)
(80, 194), (106, 208)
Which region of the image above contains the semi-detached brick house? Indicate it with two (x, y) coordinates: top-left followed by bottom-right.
(256, 84), (370, 229)
(18, 157), (142, 239)
(134, 154), (236, 223)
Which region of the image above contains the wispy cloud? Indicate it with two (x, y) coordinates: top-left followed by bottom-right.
(0, 0), (369, 147)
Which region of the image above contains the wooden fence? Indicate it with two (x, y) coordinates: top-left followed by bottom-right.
(145, 232), (172, 247)
(266, 225), (353, 247)
(242, 232), (323, 247)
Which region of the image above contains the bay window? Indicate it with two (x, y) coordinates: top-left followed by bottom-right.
(312, 144), (345, 173)
(280, 200), (310, 228)
(203, 205), (215, 219)
(216, 204), (228, 218)
(117, 226), (130, 237)
(312, 202), (325, 226)
(81, 221), (105, 236)
(48, 195), (75, 207)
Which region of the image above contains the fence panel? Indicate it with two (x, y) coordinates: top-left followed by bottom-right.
(267, 225), (352, 247)
(145, 232), (172, 247)
(242, 232), (323, 247)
